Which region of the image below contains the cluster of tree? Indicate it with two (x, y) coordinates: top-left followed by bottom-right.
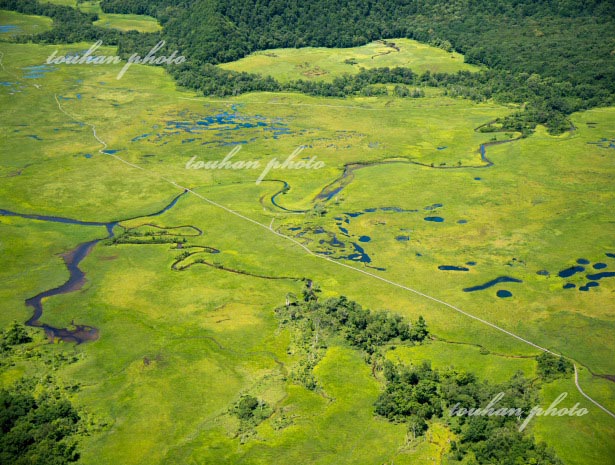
(230, 394), (272, 441)
(536, 352), (574, 381)
(231, 395), (272, 424)
(0, 322), (83, 465)
(0, 377), (82, 465)
(99, 0), (172, 17)
(0, 322), (104, 464)
(278, 288), (429, 356)
(0, 320), (32, 350)
(173, 64), (424, 99)
(376, 361), (564, 464)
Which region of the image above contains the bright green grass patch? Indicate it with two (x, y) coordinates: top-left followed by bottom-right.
(169, 346), (406, 465)
(75, 1), (101, 15)
(0, 10), (53, 38)
(533, 376), (615, 465)
(386, 340), (537, 384)
(41, 0), (78, 6)
(220, 38), (480, 82)
(94, 13), (161, 33)
(72, 1), (161, 32)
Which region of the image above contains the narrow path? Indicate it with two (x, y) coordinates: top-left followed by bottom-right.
(575, 365), (615, 420)
(54, 95), (615, 422)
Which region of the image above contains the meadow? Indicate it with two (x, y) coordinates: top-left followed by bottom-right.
(0, 10), (52, 38)
(45, 0), (162, 33)
(0, 37), (614, 465)
(220, 38), (480, 83)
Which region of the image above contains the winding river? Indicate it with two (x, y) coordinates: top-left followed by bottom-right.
(1, 191), (187, 343)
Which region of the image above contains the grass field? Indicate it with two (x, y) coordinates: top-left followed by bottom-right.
(93, 13), (161, 33)
(220, 38), (480, 82)
(47, 0), (162, 32)
(1, 38), (614, 465)
(0, 10), (53, 38)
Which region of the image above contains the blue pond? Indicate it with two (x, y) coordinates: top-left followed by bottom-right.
(0, 25), (19, 33)
(358, 236), (371, 243)
(339, 242), (371, 263)
(22, 64), (56, 79)
(348, 242), (372, 263)
(536, 270), (550, 276)
(586, 272), (615, 281)
(577, 258), (590, 265)
(164, 112), (292, 142)
(466, 261), (476, 266)
(424, 203), (443, 211)
(563, 283), (576, 289)
(84, 154), (92, 159)
(497, 290), (512, 298)
(102, 149), (120, 155)
(424, 216), (444, 223)
(339, 227), (349, 235)
(439, 266), (469, 272)
(464, 276), (522, 292)
(606, 253), (615, 259)
(558, 266), (585, 278)
(593, 263), (607, 269)
(396, 235), (410, 241)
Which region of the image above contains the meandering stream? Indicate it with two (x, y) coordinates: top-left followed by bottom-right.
(1, 191), (187, 343)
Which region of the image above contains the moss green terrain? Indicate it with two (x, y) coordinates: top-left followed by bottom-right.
(220, 38), (480, 82)
(0, 10), (53, 38)
(1, 38), (614, 465)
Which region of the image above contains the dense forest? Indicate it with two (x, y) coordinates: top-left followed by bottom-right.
(0, 322), (86, 465)
(2, 0), (614, 133)
(109, 0), (615, 133)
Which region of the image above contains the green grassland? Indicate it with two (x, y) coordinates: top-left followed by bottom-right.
(0, 10), (53, 38)
(220, 38), (480, 82)
(1, 39), (614, 465)
(42, 0), (78, 6)
(50, 0), (162, 32)
(93, 13), (161, 33)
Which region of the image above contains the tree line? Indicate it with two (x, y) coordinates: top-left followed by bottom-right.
(2, 0), (614, 134)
